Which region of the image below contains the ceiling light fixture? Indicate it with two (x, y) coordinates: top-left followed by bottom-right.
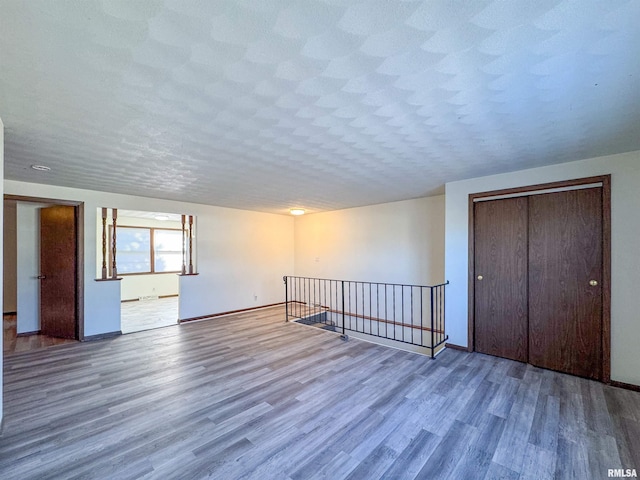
(31, 165), (51, 171)
(154, 214), (169, 221)
(290, 208), (305, 216)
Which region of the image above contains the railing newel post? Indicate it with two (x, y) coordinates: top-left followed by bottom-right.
(444, 281), (448, 345)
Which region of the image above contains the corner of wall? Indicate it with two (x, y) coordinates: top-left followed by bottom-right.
(1, 115), (6, 421)
(443, 152), (640, 385)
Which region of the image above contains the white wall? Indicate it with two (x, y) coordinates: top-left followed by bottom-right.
(3, 201), (17, 313)
(445, 151), (640, 385)
(294, 196), (445, 286)
(178, 206), (294, 320)
(15, 203), (54, 333)
(121, 274), (178, 302)
(1, 116), (4, 422)
(96, 214), (181, 301)
(4, 180), (294, 335)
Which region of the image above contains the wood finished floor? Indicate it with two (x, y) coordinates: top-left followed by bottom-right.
(121, 296), (179, 334)
(3, 315), (77, 354)
(2, 305), (639, 480)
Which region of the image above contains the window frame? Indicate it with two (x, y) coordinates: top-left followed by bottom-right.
(109, 225), (183, 276)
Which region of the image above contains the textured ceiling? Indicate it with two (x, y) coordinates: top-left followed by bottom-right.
(119, 209), (182, 222)
(1, 1), (639, 215)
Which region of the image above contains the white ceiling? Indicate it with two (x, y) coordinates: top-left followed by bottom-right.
(118, 209), (182, 222)
(1, 1), (639, 215)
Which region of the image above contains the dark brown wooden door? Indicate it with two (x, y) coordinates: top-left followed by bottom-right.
(474, 197), (529, 362)
(528, 188), (603, 380)
(40, 205), (77, 339)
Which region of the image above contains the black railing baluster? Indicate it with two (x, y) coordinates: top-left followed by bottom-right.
(440, 285), (444, 345)
(341, 280), (346, 335)
(436, 285), (440, 345)
(335, 280), (339, 329)
(368, 283), (371, 335)
(376, 284), (380, 337)
(410, 286), (414, 344)
(430, 286), (435, 358)
(328, 280), (332, 327)
(385, 284), (388, 340)
(298, 276), (301, 318)
(420, 286), (424, 347)
(323, 279), (327, 325)
(349, 282), (358, 330)
(354, 282), (358, 332)
(393, 285), (396, 341)
(362, 282), (364, 333)
(401, 286), (405, 343)
(284, 276), (289, 322)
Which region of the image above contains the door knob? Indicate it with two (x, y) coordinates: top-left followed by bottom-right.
(477, 275), (483, 281)
(37, 275), (46, 280)
(589, 280), (598, 287)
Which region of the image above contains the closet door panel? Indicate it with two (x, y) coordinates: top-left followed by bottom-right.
(528, 188), (603, 380)
(474, 197), (528, 362)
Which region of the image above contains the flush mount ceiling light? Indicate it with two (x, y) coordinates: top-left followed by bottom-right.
(290, 208), (305, 216)
(31, 164), (51, 171)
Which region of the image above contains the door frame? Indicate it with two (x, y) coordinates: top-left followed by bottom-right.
(4, 194), (85, 340)
(467, 175), (611, 382)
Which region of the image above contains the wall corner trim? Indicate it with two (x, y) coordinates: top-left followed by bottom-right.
(83, 331), (122, 342)
(609, 380), (640, 392)
(445, 343), (470, 352)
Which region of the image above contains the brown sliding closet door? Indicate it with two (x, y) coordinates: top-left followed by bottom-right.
(474, 197), (528, 362)
(528, 188), (603, 380)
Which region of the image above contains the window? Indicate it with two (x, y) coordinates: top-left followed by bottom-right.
(154, 229), (183, 273)
(117, 227), (152, 274)
(111, 226), (183, 275)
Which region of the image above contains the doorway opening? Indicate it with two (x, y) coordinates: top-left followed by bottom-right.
(109, 210), (183, 334)
(3, 195), (84, 353)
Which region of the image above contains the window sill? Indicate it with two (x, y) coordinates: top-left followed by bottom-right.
(112, 271), (182, 277)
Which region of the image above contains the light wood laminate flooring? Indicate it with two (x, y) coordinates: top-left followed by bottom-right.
(2, 305), (639, 479)
(121, 296), (179, 334)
